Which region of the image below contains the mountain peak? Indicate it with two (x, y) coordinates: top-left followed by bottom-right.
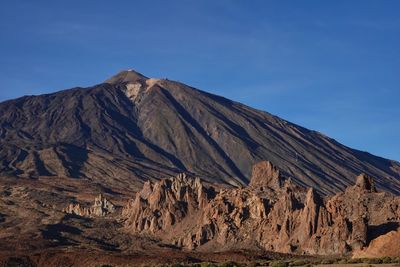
(105, 69), (148, 84)
(0, 69), (399, 196)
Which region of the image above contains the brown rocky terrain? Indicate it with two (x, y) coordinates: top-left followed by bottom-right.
(122, 161), (400, 256)
(0, 70), (400, 266)
(0, 162), (399, 266)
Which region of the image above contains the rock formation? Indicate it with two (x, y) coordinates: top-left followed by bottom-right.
(354, 173), (378, 193)
(122, 161), (400, 256)
(64, 194), (115, 217)
(353, 229), (400, 258)
(123, 173), (213, 233)
(249, 161), (284, 190)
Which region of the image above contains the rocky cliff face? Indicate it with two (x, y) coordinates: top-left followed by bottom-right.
(64, 194), (115, 217)
(122, 173), (213, 234)
(122, 161), (400, 256)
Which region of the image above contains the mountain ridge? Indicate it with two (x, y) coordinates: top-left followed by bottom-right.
(0, 69), (399, 195)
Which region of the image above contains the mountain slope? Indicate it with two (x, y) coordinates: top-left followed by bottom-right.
(0, 70), (399, 194)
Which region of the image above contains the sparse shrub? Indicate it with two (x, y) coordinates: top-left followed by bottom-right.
(363, 257), (383, 264)
(310, 259), (321, 265)
(360, 258), (369, 263)
(192, 263), (216, 267)
(381, 256), (393, 264)
(257, 260), (270, 266)
(320, 259), (334, 264)
(270, 260), (288, 267)
(289, 259), (309, 266)
(347, 258), (362, 264)
(336, 258), (347, 264)
(219, 261), (241, 267)
(246, 261), (259, 267)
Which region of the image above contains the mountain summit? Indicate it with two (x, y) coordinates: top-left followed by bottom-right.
(0, 70), (399, 195)
(104, 69), (148, 84)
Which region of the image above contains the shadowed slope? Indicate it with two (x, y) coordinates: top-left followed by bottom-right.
(0, 70), (399, 194)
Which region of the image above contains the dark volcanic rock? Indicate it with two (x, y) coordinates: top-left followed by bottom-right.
(0, 70), (399, 194)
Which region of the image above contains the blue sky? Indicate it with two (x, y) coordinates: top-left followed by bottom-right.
(0, 1), (399, 161)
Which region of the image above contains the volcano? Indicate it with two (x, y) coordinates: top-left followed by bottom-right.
(0, 69), (399, 195)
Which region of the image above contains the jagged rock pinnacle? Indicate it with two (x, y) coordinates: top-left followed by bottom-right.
(355, 173), (377, 193)
(249, 161), (284, 190)
(122, 169), (400, 255)
(63, 194), (115, 217)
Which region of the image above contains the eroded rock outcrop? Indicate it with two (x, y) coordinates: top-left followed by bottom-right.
(353, 229), (400, 258)
(355, 173), (378, 193)
(122, 161), (400, 256)
(123, 173), (214, 233)
(249, 161), (284, 190)
(64, 194), (115, 217)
